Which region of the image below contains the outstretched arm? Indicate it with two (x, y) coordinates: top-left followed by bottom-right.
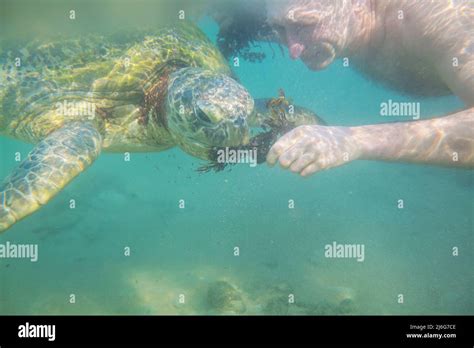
(353, 108), (474, 166)
(267, 108), (473, 176)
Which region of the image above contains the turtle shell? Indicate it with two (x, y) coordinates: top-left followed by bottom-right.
(0, 23), (231, 140)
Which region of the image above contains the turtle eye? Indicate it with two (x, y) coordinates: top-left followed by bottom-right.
(196, 107), (213, 124)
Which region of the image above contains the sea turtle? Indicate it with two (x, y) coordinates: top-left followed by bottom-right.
(0, 23), (323, 232)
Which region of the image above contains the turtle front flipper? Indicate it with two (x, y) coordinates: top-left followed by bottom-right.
(0, 122), (102, 232)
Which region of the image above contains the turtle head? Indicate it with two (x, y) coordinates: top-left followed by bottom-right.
(166, 67), (253, 160)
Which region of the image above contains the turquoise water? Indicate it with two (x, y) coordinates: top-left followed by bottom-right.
(0, 10), (473, 315)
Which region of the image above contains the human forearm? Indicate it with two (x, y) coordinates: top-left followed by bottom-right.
(351, 108), (474, 167)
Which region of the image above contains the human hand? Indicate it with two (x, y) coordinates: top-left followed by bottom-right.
(266, 125), (361, 176)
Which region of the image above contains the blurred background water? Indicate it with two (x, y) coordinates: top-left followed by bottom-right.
(0, 0), (472, 315)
